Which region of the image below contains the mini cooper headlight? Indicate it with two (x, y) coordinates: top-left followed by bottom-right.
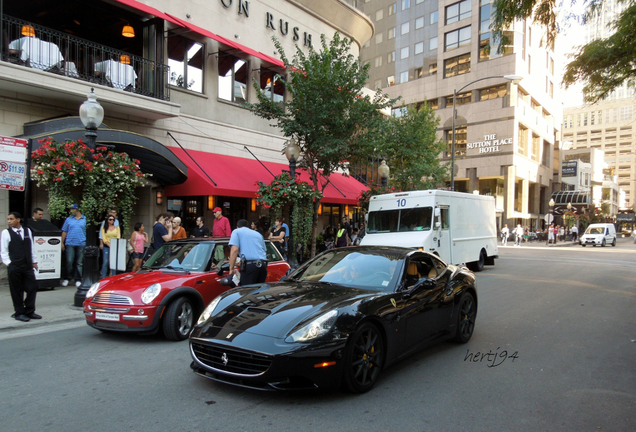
(285, 310), (338, 343)
(197, 295), (222, 325)
(141, 283), (162, 304)
(85, 282), (100, 299)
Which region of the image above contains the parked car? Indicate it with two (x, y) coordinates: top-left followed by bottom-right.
(83, 238), (290, 340)
(189, 246), (477, 393)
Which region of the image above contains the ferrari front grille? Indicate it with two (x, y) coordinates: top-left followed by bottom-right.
(191, 342), (271, 376)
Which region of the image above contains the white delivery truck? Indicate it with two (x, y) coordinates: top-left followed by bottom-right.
(360, 190), (498, 271)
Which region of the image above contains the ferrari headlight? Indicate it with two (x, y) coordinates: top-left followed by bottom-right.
(285, 310), (338, 343)
(141, 283), (162, 304)
(85, 282), (100, 299)
(197, 296), (222, 325)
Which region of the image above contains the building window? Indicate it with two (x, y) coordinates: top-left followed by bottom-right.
(447, 126), (467, 156)
(401, 47), (409, 59)
(400, 71), (409, 83)
(260, 68), (284, 104)
(620, 105), (633, 121)
(549, 81), (554, 98)
(218, 55), (247, 103)
(518, 124), (528, 156)
(388, 3), (397, 16)
(388, 27), (396, 39)
(387, 76), (395, 87)
(402, 0), (410, 10)
(416, 0), (424, 4)
(416, 17), (424, 29)
(598, 110), (603, 124)
(479, 84), (507, 101)
(527, 55), (531, 74)
(444, 53), (471, 77)
(430, 37), (438, 50)
(549, 58), (554, 75)
(376, 9), (384, 21)
(388, 51), (396, 63)
(445, 26), (471, 51)
(429, 63), (438, 75)
(168, 36), (204, 93)
(415, 67), (424, 78)
(392, 107), (408, 117)
(374, 79), (382, 89)
(430, 11), (439, 24)
(375, 56), (383, 67)
(446, 0), (472, 25)
(446, 91), (471, 107)
(376, 33), (383, 44)
(415, 42), (424, 54)
(479, 1), (513, 61)
(531, 133), (540, 161)
(402, 22), (410, 35)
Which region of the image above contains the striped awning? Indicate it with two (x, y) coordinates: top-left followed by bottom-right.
(551, 190), (590, 205)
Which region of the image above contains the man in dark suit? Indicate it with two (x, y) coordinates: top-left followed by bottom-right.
(1, 211), (40, 322)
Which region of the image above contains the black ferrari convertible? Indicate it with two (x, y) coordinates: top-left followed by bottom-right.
(189, 246), (477, 393)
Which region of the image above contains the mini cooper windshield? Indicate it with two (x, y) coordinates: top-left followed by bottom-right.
(290, 249), (403, 292)
(143, 243), (214, 272)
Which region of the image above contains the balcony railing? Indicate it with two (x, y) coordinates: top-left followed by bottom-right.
(1, 15), (170, 101)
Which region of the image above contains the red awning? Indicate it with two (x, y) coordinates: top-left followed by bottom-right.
(164, 14), (285, 69)
(113, 0), (184, 27)
(164, 148), (366, 205)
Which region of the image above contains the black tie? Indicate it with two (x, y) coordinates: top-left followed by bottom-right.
(17, 229), (22, 238)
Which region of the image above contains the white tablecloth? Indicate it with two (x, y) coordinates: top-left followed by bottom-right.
(94, 59), (137, 89)
(8, 37), (63, 70)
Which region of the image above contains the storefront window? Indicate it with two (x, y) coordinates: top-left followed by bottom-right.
(168, 36), (203, 93)
(260, 68), (284, 105)
(218, 55), (248, 103)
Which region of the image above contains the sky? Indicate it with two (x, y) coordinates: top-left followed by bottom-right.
(555, 2), (588, 107)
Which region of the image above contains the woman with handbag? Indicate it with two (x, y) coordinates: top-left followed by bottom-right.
(269, 217), (286, 258)
(130, 222), (149, 273)
(100, 214), (121, 278)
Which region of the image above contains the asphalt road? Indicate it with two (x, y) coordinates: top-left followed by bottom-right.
(1, 243), (635, 432)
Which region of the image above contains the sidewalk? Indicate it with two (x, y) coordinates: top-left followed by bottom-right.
(0, 268), (85, 332)
(500, 239), (579, 248)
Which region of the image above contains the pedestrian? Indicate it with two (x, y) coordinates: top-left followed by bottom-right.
(523, 226), (529, 243)
(211, 207), (232, 237)
(61, 203), (86, 287)
(100, 213), (120, 279)
(152, 212), (173, 251)
(547, 223), (555, 245)
(192, 216), (210, 238)
(269, 217), (287, 258)
(31, 207), (44, 223)
(514, 224), (524, 247)
(228, 219), (268, 286)
(1, 212), (40, 322)
(335, 222), (350, 247)
(571, 225), (578, 242)
(501, 224), (509, 246)
(342, 216), (351, 238)
(351, 227), (360, 245)
(358, 222), (366, 241)
(558, 225), (564, 242)
(172, 217), (187, 239)
(130, 222), (149, 273)
(98, 208), (119, 244)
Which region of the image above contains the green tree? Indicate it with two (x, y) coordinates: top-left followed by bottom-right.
(492, 0), (636, 103)
(247, 33), (396, 257)
(374, 105), (449, 191)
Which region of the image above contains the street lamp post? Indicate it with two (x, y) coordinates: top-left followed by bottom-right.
(567, 202), (573, 240)
(74, 88), (104, 307)
(378, 160), (390, 187)
(451, 74), (523, 191)
(284, 138), (301, 268)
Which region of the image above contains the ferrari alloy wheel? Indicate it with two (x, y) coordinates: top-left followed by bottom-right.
(343, 323), (384, 393)
(454, 292), (476, 343)
(163, 297), (194, 341)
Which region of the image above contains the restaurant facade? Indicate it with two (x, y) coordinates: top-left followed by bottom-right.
(0, 0), (371, 235)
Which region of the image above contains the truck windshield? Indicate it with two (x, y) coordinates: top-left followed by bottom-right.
(367, 207), (433, 233)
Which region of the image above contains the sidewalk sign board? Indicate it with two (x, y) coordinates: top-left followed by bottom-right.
(0, 136), (28, 191)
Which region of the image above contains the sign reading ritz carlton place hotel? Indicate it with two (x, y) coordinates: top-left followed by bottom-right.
(467, 134), (513, 154)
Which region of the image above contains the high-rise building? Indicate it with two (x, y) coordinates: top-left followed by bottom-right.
(357, 0), (562, 228)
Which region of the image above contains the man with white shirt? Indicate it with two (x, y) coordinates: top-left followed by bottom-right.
(1, 211), (39, 322)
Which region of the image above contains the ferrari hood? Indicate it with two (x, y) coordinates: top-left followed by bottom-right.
(202, 282), (377, 339)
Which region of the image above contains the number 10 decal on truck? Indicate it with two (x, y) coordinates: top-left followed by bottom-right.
(360, 190), (498, 271)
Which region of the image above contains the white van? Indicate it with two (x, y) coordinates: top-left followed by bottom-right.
(579, 223), (617, 247)
(360, 190), (498, 271)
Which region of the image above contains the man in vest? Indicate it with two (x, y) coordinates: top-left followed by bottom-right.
(1, 211), (40, 322)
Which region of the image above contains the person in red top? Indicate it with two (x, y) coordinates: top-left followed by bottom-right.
(212, 207), (232, 237)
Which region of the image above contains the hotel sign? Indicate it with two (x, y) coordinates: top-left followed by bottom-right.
(562, 160), (577, 177)
(467, 134), (513, 154)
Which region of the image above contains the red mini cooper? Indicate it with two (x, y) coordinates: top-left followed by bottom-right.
(83, 238), (290, 340)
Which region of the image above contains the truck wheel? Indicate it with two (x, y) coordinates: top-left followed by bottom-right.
(469, 251), (485, 272)
(601, 239), (606, 247)
(612, 238), (616, 247)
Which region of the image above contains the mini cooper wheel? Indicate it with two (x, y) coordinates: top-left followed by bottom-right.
(343, 322), (384, 393)
(453, 292), (476, 344)
(163, 297), (194, 341)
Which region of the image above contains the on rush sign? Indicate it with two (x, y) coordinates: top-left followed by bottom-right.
(0, 136), (28, 191)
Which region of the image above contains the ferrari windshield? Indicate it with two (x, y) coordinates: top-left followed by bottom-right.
(367, 207), (433, 233)
(291, 249), (403, 292)
(144, 243), (214, 272)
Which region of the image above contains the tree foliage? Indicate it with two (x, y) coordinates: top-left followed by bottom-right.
(492, 0), (633, 103)
(373, 105), (449, 192)
(247, 33), (397, 257)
